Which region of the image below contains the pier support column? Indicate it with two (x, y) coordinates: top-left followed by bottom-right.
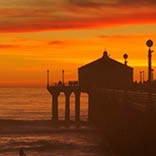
(65, 92), (71, 121)
(75, 92), (80, 122)
(52, 92), (59, 120)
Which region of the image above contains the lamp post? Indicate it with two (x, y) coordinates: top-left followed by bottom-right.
(146, 40), (154, 82)
(47, 69), (49, 87)
(62, 70), (64, 85)
(152, 69), (154, 81)
(123, 53), (128, 65)
(142, 71), (145, 83)
(146, 40), (154, 112)
(140, 71), (145, 83)
(140, 71), (142, 83)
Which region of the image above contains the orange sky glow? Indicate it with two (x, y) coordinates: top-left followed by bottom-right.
(1, 0), (156, 87)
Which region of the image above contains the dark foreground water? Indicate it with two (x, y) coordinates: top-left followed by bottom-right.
(0, 121), (104, 156)
(0, 88), (105, 156)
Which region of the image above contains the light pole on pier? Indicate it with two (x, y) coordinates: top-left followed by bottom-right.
(140, 71), (142, 83)
(62, 70), (64, 85)
(152, 69), (154, 81)
(142, 71), (145, 83)
(47, 69), (50, 87)
(146, 40), (154, 82)
(140, 71), (145, 83)
(123, 53), (128, 65)
(146, 40), (154, 112)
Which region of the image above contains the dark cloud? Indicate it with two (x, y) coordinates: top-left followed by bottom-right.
(69, 0), (102, 7)
(48, 41), (65, 45)
(0, 0), (57, 8)
(0, 10), (156, 33)
(96, 35), (136, 39)
(0, 0), (156, 33)
(120, 0), (156, 6)
(69, 0), (156, 7)
(0, 45), (18, 48)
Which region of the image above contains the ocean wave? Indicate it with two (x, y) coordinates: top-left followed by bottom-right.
(0, 139), (98, 153)
(0, 120), (92, 135)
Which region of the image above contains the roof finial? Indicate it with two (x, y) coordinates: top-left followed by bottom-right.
(103, 49), (108, 58)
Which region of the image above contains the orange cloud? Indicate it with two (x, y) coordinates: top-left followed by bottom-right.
(0, 0), (156, 33)
(0, 13), (156, 33)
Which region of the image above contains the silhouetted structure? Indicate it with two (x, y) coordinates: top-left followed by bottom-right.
(47, 51), (135, 122)
(46, 42), (156, 156)
(78, 51), (133, 89)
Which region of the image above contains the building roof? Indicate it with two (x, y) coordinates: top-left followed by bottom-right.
(79, 52), (133, 71)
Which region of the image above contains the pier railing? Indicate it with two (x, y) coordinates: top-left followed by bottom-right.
(50, 81), (79, 87)
(96, 88), (155, 112)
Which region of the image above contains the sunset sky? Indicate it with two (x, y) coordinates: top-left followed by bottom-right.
(1, 0), (156, 87)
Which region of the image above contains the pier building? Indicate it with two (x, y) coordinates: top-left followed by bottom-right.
(78, 51), (133, 89)
(47, 51), (134, 122)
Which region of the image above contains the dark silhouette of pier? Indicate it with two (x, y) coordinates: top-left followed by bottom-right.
(47, 84), (93, 122)
(47, 41), (156, 156)
(47, 51), (133, 122)
(47, 83), (156, 121)
(47, 44), (155, 122)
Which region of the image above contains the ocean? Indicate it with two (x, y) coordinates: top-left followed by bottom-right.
(0, 88), (104, 156)
(0, 88), (89, 121)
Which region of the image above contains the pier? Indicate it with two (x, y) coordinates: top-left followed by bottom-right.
(47, 42), (156, 123)
(47, 81), (156, 122)
(47, 84), (94, 122)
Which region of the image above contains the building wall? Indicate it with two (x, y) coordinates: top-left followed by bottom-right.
(78, 62), (133, 89)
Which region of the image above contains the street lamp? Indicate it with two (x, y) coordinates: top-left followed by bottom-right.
(62, 70), (64, 85)
(123, 53), (128, 65)
(47, 69), (49, 87)
(146, 40), (154, 82)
